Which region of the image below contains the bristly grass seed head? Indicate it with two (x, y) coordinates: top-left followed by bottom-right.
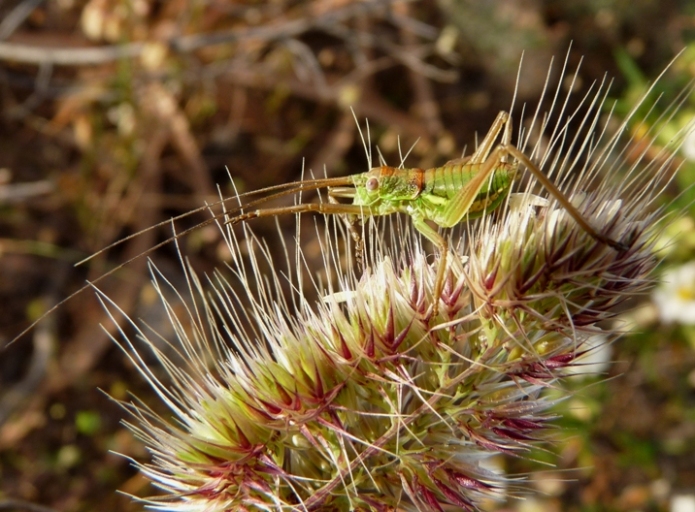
(97, 54), (693, 511)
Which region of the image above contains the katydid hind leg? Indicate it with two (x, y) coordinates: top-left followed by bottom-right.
(443, 156), (472, 167)
(469, 111), (510, 164)
(435, 113), (514, 228)
(502, 145), (629, 251)
(436, 148), (505, 228)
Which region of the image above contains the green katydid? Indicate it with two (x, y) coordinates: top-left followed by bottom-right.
(9, 110), (627, 345)
(226, 110), (628, 317)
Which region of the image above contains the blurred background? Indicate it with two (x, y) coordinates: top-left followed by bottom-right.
(0, 1), (694, 511)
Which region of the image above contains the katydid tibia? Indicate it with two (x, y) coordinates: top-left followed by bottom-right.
(227, 110), (628, 318)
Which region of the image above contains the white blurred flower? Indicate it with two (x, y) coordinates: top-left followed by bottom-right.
(567, 333), (613, 379)
(672, 494), (695, 512)
(653, 262), (695, 324)
(682, 128), (695, 162)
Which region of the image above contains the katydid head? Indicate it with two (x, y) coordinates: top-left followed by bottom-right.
(349, 168), (384, 207)
(329, 166), (422, 208)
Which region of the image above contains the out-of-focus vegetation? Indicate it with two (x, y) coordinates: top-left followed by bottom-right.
(0, 1), (694, 511)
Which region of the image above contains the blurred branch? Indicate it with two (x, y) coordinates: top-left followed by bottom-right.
(0, 0), (46, 40)
(3, 60), (53, 119)
(219, 66), (433, 141)
(0, 308), (54, 426)
(0, 41), (144, 65)
(323, 21), (458, 82)
(0, 0), (412, 65)
(172, 0), (404, 52)
(48, 127), (168, 390)
(0, 180), (53, 203)
(396, 2), (444, 137)
(0, 499), (58, 512)
(308, 110), (356, 177)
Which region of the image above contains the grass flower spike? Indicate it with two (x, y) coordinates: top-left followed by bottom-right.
(98, 56), (692, 511)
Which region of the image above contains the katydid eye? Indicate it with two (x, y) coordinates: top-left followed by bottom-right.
(366, 177), (379, 192)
